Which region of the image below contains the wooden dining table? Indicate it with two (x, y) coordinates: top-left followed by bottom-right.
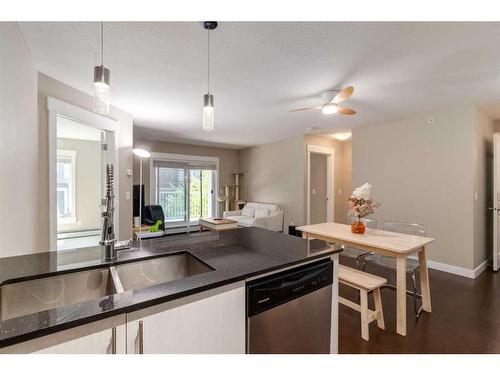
(296, 222), (434, 336)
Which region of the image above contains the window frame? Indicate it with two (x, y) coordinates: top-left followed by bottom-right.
(149, 152), (220, 226)
(56, 149), (77, 225)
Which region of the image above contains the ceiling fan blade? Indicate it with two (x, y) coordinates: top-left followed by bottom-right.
(337, 106), (356, 115)
(331, 86), (354, 104)
(289, 106), (321, 112)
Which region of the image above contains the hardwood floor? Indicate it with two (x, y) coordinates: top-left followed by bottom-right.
(339, 257), (500, 353)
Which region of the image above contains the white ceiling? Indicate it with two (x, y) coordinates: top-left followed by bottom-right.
(19, 22), (500, 149)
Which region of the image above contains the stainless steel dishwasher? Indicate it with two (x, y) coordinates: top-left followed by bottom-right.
(247, 259), (333, 354)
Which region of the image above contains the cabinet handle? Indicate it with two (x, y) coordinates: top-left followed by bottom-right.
(111, 327), (117, 354)
(139, 321), (144, 354)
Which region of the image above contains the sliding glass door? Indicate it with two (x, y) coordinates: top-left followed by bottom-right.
(154, 159), (217, 225)
(157, 167), (186, 222)
(189, 169), (215, 221)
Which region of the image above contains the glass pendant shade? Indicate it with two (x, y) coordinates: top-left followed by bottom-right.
(93, 65), (110, 114)
(203, 93), (214, 131)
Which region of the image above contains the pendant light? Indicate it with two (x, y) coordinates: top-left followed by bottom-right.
(202, 21), (217, 131)
(94, 21), (111, 114)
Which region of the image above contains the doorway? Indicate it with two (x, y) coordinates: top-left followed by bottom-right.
(307, 145), (334, 225)
(56, 116), (106, 250)
(47, 97), (119, 251)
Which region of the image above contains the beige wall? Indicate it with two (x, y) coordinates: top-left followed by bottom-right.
(132, 140), (240, 215)
(38, 73), (134, 247)
(304, 135), (352, 224)
(0, 23), (39, 257)
(240, 136), (305, 227)
(57, 138), (102, 232)
(310, 153), (328, 224)
(352, 106), (478, 270)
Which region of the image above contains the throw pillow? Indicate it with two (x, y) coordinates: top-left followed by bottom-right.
(254, 208), (270, 218)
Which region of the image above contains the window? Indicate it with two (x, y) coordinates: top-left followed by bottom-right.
(153, 155), (217, 224)
(57, 150), (77, 224)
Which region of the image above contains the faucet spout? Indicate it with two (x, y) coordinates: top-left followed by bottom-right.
(100, 163), (117, 261)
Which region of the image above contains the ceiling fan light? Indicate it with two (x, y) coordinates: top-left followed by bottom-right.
(322, 103), (338, 115)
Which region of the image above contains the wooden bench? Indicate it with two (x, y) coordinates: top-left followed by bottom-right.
(338, 264), (386, 341)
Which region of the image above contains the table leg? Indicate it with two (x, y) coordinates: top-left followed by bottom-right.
(396, 256), (407, 336)
(418, 247), (432, 312)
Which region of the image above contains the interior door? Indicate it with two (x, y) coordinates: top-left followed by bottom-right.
(493, 133), (500, 271)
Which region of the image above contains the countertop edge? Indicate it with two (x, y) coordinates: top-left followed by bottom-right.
(0, 248), (341, 349)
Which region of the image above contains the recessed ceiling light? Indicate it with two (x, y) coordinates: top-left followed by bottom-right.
(332, 132), (352, 141)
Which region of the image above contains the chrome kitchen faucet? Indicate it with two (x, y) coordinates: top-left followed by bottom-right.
(100, 163), (117, 261)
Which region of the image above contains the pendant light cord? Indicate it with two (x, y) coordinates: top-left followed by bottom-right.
(207, 28), (210, 95)
(101, 21), (104, 67)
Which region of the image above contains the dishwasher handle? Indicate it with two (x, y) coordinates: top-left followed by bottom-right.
(253, 267), (327, 293)
(247, 259), (333, 316)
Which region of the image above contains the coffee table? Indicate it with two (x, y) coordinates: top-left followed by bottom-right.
(199, 217), (238, 232)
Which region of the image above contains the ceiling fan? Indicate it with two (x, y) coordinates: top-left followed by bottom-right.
(289, 86), (356, 115)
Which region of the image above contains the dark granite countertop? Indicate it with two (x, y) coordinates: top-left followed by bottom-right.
(0, 227), (341, 348)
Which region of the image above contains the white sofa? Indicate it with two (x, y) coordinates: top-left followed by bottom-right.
(223, 202), (284, 232)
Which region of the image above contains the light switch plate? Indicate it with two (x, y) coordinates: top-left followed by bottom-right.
(126, 191), (131, 200)
(127, 169), (132, 176)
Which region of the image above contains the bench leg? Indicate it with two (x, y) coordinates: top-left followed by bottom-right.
(360, 289), (369, 341)
(373, 288), (385, 330)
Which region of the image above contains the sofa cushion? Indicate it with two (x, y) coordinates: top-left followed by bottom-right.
(225, 215), (255, 227)
(246, 202), (279, 213)
(254, 208), (270, 218)
(241, 206), (256, 218)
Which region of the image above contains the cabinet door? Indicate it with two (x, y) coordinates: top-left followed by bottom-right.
(0, 314), (126, 354)
(127, 282), (245, 354)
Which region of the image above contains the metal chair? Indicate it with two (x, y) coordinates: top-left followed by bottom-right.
(361, 222), (426, 319)
(340, 217), (377, 267)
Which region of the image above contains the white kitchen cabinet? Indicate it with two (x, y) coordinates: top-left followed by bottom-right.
(0, 314), (126, 354)
(126, 281), (246, 354)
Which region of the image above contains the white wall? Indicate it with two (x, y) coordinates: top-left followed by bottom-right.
(0, 23), (39, 257)
(57, 137), (102, 232)
(352, 106), (482, 271)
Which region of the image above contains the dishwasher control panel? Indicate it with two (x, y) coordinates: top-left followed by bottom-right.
(246, 259), (333, 316)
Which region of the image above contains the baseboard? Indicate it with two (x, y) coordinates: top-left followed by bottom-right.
(473, 258), (490, 278)
(408, 256), (489, 279)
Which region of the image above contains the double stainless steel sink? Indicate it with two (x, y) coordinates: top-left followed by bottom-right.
(0, 253), (213, 321)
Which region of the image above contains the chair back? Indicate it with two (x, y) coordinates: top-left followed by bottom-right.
(383, 221), (426, 237)
(347, 216), (378, 229)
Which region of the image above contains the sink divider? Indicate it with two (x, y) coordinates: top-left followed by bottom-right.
(109, 266), (125, 294)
